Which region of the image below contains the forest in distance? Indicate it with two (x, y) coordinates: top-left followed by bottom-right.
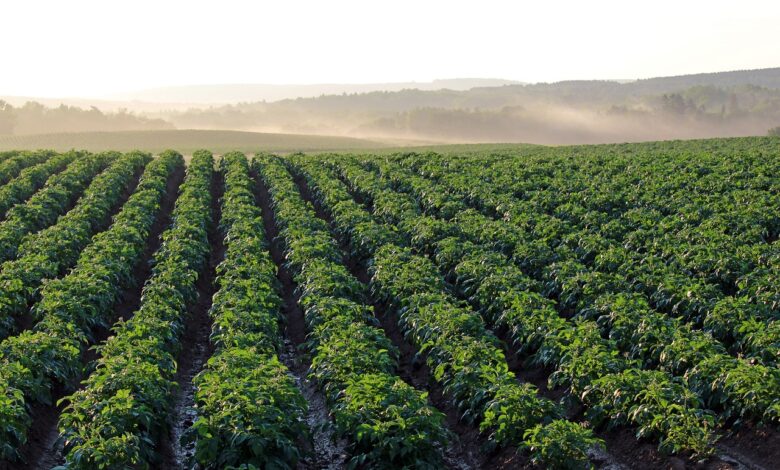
(4, 67), (780, 145)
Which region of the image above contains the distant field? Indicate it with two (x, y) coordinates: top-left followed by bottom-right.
(362, 142), (544, 155)
(0, 129), (387, 154)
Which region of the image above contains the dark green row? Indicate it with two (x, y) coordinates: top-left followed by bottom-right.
(0, 152), (179, 461)
(58, 150), (209, 468)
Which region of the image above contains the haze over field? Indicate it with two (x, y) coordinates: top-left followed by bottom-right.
(1, 0), (779, 145)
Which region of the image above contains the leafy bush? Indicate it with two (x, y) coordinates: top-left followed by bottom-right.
(258, 156), (448, 468)
(523, 420), (604, 469)
(0, 152), (170, 460)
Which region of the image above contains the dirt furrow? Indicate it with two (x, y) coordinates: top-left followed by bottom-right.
(292, 171), (490, 470)
(324, 166), (634, 469)
(158, 168), (224, 469)
(12, 163), (186, 470)
(253, 169), (348, 470)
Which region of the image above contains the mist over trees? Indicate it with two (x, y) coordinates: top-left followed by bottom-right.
(0, 100), (172, 135)
(160, 75), (780, 144)
(4, 68), (780, 144)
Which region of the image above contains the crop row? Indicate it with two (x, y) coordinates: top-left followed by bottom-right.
(256, 156), (450, 469)
(0, 150), (53, 187)
(397, 152), (779, 366)
(349, 157), (771, 444)
(291, 158), (603, 468)
(0, 152), (150, 339)
(57, 150), (210, 468)
(368, 157), (780, 421)
(0, 151), (116, 262)
(476, 144), (779, 276)
(470, 154), (778, 358)
(296, 157), (720, 457)
(371, 156), (780, 425)
(408, 140), (778, 264)
(0, 152), (180, 461)
(0, 151), (79, 219)
(0, 151), (18, 164)
(189, 152), (307, 468)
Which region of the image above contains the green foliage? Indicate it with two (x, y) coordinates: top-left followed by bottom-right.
(192, 351), (306, 469)
(583, 369), (715, 456)
(0, 151), (116, 263)
(292, 159), (582, 465)
(0, 151), (77, 217)
(334, 374), (448, 469)
(59, 150), (209, 468)
(190, 152), (307, 469)
(481, 383), (560, 444)
(0, 150), (53, 186)
(3, 137), (779, 465)
(523, 420), (604, 469)
(0, 151), (144, 340)
(332, 144), (780, 444)
(258, 156), (448, 468)
(303, 148), (775, 459)
(0, 152), (171, 460)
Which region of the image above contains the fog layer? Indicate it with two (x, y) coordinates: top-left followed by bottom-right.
(3, 68), (780, 145)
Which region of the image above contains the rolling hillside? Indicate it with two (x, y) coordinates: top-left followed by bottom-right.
(0, 129), (387, 153)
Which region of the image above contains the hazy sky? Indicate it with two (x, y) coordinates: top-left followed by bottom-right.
(3, 0), (779, 97)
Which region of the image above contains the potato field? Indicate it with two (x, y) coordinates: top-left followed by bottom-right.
(0, 138), (777, 469)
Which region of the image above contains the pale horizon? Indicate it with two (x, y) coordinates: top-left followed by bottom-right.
(3, 0), (779, 99)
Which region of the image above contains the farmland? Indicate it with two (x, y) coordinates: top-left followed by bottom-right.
(0, 137), (777, 469)
(0, 130), (386, 155)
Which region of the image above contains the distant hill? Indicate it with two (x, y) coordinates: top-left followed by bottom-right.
(158, 67), (780, 145)
(519, 67), (780, 103)
(4, 68), (780, 145)
(630, 67), (780, 92)
(109, 79), (524, 104)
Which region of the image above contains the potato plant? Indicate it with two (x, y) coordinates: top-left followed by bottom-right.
(0, 152), (150, 339)
(0, 152), (178, 461)
(330, 154), (780, 452)
(0, 150), (53, 187)
(58, 150), (210, 468)
(0, 151), (78, 218)
(293, 159), (602, 467)
(0, 137), (777, 468)
(189, 152), (307, 469)
(257, 156), (449, 469)
(0, 151), (116, 262)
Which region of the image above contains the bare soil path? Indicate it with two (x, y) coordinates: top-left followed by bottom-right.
(157, 168), (224, 469)
(254, 169), (349, 470)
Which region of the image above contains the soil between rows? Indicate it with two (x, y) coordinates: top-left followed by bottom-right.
(293, 169), (535, 470)
(157, 167), (224, 469)
(2, 162), (186, 470)
(253, 168), (348, 469)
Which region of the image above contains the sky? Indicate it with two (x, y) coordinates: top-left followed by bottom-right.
(2, 0), (779, 98)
